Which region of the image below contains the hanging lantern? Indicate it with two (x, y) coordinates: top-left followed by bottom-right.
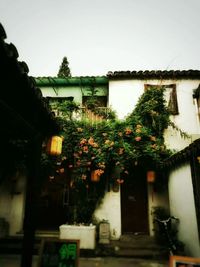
(147, 171), (156, 183)
(46, 136), (63, 156)
(91, 170), (102, 182)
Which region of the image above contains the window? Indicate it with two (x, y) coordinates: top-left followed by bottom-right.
(144, 84), (179, 115)
(82, 96), (108, 123)
(82, 96), (107, 107)
(46, 96), (74, 117)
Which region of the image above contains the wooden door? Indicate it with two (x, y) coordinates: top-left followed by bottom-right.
(121, 167), (148, 234)
(37, 177), (69, 230)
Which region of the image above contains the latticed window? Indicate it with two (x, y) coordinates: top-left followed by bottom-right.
(144, 84), (179, 115)
(82, 96), (108, 123)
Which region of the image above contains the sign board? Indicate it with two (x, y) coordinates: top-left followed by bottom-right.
(38, 238), (79, 267)
(170, 255), (200, 267)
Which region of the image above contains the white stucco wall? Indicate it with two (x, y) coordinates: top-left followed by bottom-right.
(41, 87), (83, 103)
(94, 189), (121, 240)
(108, 78), (200, 241)
(0, 173), (26, 236)
(41, 85), (108, 103)
(108, 80), (144, 119)
(109, 79), (200, 151)
(168, 163), (200, 257)
(148, 183), (169, 236)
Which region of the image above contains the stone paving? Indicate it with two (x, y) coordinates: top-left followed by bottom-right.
(0, 254), (169, 267)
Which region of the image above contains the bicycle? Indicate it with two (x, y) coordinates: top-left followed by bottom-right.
(154, 216), (181, 255)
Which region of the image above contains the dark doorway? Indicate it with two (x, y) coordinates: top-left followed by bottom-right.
(121, 166), (148, 234)
(37, 175), (68, 230)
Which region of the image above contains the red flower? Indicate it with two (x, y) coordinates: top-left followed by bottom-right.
(135, 136), (141, 141)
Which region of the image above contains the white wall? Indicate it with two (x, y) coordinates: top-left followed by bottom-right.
(41, 85), (108, 104)
(0, 173), (26, 236)
(42, 87), (83, 103)
(148, 183), (169, 236)
(109, 79), (200, 151)
(94, 189), (121, 240)
(109, 78), (200, 241)
(168, 163), (200, 257)
(108, 80), (144, 119)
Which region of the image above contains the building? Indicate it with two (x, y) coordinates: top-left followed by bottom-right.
(0, 44), (200, 256)
(35, 70), (200, 257)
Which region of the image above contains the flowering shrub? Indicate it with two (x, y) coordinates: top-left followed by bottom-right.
(42, 86), (174, 223)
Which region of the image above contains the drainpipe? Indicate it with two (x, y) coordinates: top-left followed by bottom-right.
(20, 133), (43, 267)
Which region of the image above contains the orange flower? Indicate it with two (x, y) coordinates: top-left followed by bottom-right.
(77, 127), (83, 132)
(92, 142), (99, 148)
(136, 124), (142, 128)
(125, 128), (132, 135)
(135, 136), (141, 141)
(76, 160), (81, 166)
(117, 179), (124, 184)
(110, 141), (114, 146)
(59, 168), (65, 174)
(80, 138), (87, 145)
(151, 144), (157, 149)
(88, 137), (94, 145)
(83, 146), (89, 152)
(136, 128), (141, 133)
(81, 174), (87, 180)
(150, 136), (156, 141)
(95, 169), (104, 175)
(118, 148), (124, 155)
(98, 163), (106, 169)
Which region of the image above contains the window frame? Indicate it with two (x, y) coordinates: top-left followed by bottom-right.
(144, 84), (179, 115)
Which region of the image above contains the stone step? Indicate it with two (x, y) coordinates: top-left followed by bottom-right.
(95, 235), (167, 259)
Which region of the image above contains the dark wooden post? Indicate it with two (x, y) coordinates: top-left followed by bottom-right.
(21, 133), (43, 267)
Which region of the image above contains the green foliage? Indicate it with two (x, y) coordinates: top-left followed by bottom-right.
(57, 57), (71, 78)
(127, 86), (170, 138)
(42, 86), (177, 223)
(84, 98), (117, 120)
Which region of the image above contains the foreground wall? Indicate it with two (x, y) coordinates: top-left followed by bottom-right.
(0, 173), (26, 236)
(94, 189), (121, 240)
(168, 163), (200, 257)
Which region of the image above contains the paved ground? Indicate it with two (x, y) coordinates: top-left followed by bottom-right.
(0, 255), (169, 267)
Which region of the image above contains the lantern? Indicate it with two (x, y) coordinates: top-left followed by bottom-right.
(147, 171), (156, 183)
(91, 170), (101, 182)
(46, 136), (63, 156)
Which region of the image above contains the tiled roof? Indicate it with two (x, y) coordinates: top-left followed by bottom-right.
(35, 76), (108, 87)
(107, 70), (200, 80)
(163, 139), (200, 169)
(0, 23), (59, 137)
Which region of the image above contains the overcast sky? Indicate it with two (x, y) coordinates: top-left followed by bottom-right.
(1, 0), (200, 77)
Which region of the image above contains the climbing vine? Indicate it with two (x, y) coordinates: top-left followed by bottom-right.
(41, 86), (179, 223)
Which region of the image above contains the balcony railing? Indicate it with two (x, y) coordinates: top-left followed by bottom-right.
(51, 107), (109, 124)
(80, 107), (109, 123)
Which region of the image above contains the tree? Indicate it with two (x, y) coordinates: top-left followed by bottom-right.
(57, 57), (71, 78)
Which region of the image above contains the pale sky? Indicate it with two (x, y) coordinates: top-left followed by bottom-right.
(1, 0), (200, 77)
